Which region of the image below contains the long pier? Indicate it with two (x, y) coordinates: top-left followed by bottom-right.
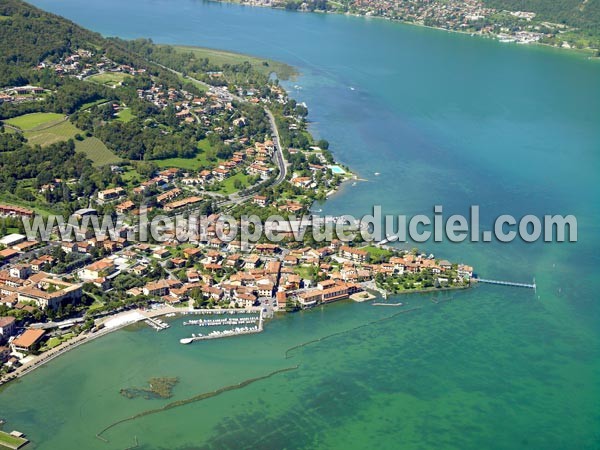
(476, 278), (536, 290)
(180, 310), (264, 344)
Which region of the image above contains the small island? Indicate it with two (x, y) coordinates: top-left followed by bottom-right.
(120, 377), (179, 399)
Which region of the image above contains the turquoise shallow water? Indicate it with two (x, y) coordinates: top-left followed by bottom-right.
(1, 1), (599, 448)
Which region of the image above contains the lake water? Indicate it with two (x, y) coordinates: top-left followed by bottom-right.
(1, 1), (599, 448)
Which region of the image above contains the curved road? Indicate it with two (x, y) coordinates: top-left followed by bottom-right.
(265, 107), (288, 185)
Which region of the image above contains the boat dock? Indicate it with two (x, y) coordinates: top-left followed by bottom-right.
(0, 430), (29, 450)
(361, 280), (389, 299)
(475, 278), (536, 290)
(180, 310), (264, 344)
(183, 316), (260, 327)
(144, 317), (170, 331)
(372, 302), (404, 307)
(182, 308), (261, 315)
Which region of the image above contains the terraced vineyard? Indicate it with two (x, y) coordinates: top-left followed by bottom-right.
(4, 112), (121, 166)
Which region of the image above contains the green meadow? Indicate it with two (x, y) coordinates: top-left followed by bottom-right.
(169, 45), (297, 80)
(216, 171), (251, 195)
(115, 108), (134, 122)
(87, 71), (131, 87)
(5, 112), (121, 166)
(153, 139), (220, 170)
(4, 112), (64, 130)
(75, 137), (122, 166)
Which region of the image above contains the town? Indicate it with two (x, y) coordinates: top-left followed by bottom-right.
(0, 207), (474, 383)
(0, 5), (474, 386)
(226, 0), (597, 51)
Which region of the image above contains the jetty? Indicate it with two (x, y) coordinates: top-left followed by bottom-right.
(182, 308), (259, 315)
(361, 280), (389, 299)
(183, 316), (260, 327)
(375, 235), (399, 246)
(372, 302), (404, 307)
(0, 430), (29, 450)
(475, 278), (536, 289)
(144, 317), (170, 331)
(180, 310), (264, 344)
(475, 277), (536, 290)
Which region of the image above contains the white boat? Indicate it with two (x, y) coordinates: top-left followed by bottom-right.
(374, 172), (380, 176)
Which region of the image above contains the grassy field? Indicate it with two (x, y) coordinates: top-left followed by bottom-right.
(362, 245), (394, 261)
(115, 108), (134, 122)
(0, 193), (59, 217)
(294, 264), (316, 281)
(154, 153), (215, 170)
(41, 332), (76, 351)
(23, 120), (79, 146)
(216, 171), (251, 195)
(169, 45), (297, 80)
(19, 119), (121, 166)
(87, 71), (131, 87)
(4, 112), (64, 131)
(80, 98), (108, 111)
(154, 139), (220, 170)
(76, 137), (122, 166)
(120, 166), (142, 185)
(0, 430), (28, 449)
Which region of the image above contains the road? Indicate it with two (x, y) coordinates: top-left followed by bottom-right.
(264, 107), (288, 185)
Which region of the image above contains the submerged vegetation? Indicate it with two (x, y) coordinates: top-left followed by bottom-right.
(120, 377), (179, 399)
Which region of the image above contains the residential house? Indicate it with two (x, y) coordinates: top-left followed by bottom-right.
(0, 316), (16, 340)
(80, 259), (116, 281)
(253, 195), (268, 207)
(157, 188), (182, 205)
(458, 264), (473, 279)
(98, 187), (125, 201)
(143, 279), (182, 297)
(339, 246), (368, 263)
(115, 200), (135, 214)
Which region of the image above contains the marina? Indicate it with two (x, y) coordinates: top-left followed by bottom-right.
(183, 316), (260, 327)
(180, 310), (264, 344)
(181, 308), (261, 315)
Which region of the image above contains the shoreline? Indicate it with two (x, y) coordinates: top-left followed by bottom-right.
(0, 306), (175, 387)
(0, 279), (470, 386)
(212, 0), (599, 58)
